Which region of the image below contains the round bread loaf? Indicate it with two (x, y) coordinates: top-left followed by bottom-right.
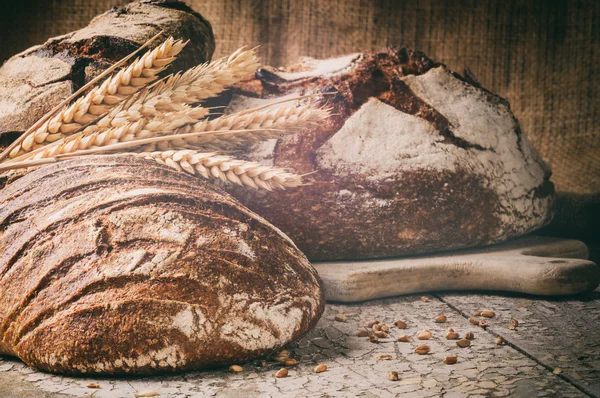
(0, 156), (324, 375)
(0, 0), (215, 142)
(219, 48), (555, 261)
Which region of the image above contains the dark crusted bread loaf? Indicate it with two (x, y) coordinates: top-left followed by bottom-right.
(0, 155), (324, 375)
(218, 48), (554, 261)
(0, 0), (215, 145)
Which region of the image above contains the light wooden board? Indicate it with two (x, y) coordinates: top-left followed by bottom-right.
(314, 236), (600, 302)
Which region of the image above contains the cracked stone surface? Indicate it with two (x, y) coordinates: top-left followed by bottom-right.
(2, 291), (598, 397)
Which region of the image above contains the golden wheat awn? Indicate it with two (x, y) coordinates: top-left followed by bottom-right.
(137, 150), (303, 190)
(8, 37), (187, 159)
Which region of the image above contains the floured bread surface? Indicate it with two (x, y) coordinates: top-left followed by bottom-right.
(220, 47), (554, 261)
(0, 156), (324, 375)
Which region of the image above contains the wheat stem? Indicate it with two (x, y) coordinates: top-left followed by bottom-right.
(18, 107), (208, 161)
(0, 43), (325, 193)
(234, 92), (337, 116)
(51, 128), (284, 159)
(0, 128), (281, 172)
(7, 37), (187, 159)
(21, 102), (329, 161)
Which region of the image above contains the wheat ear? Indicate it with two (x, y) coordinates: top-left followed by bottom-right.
(175, 47), (261, 102)
(146, 46), (260, 105)
(138, 150), (303, 190)
(9, 37), (187, 159)
(80, 48), (259, 136)
(21, 107), (208, 161)
(170, 105), (330, 149)
(29, 103), (330, 159)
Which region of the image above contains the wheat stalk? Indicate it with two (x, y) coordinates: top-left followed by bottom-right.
(0, 129), (280, 173)
(8, 37), (187, 159)
(0, 41), (329, 194)
(170, 105), (330, 149)
(137, 150), (303, 190)
(54, 128), (283, 158)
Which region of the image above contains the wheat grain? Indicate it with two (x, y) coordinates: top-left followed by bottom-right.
(137, 150), (303, 190)
(8, 37), (187, 159)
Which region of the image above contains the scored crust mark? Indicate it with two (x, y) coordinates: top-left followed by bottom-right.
(230, 48), (445, 173)
(0, 202), (193, 342)
(13, 274), (200, 349)
(438, 128), (493, 152)
(248, 47), (439, 101)
(3, 252), (100, 346)
(238, 47), (498, 172)
(3, 209), (199, 325)
(380, 78), (492, 152)
(32, 36), (140, 65)
(25, 4), (213, 90)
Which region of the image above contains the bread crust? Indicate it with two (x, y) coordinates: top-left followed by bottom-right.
(0, 155), (325, 375)
(220, 47), (554, 261)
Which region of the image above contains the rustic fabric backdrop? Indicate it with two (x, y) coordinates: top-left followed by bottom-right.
(0, 0), (598, 256)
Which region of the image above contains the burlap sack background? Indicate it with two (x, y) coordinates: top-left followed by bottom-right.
(0, 0), (598, 252)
